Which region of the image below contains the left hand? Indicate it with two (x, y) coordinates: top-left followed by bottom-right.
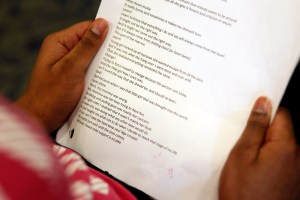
(219, 97), (300, 200)
(16, 18), (109, 132)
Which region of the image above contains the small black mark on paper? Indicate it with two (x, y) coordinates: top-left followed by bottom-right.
(69, 129), (75, 139)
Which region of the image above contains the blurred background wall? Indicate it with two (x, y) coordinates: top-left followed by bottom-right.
(0, 0), (299, 139)
(0, 0), (101, 99)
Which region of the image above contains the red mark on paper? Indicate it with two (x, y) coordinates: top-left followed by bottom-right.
(153, 152), (162, 159)
(167, 168), (174, 179)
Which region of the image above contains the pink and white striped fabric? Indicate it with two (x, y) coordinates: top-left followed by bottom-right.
(0, 97), (136, 200)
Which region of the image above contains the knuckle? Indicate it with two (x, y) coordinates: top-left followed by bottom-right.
(80, 36), (96, 50)
(247, 120), (268, 132)
(62, 55), (73, 65)
(60, 55), (75, 70)
(44, 32), (58, 43)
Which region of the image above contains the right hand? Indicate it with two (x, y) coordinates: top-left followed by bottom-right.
(16, 18), (109, 132)
(219, 97), (300, 200)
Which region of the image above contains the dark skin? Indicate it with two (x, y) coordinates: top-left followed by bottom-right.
(16, 18), (108, 132)
(219, 97), (300, 200)
(15, 18), (300, 199)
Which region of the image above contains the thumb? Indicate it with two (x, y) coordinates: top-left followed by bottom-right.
(234, 97), (272, 159)
(61, 18), (109, 75)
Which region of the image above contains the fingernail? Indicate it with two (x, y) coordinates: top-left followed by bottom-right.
(91, 19), (108, 36)
(254, 97), (271, 115)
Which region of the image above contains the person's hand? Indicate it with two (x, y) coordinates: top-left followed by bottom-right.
(219, 97), (300, 200)
(16, 18), (109, 132)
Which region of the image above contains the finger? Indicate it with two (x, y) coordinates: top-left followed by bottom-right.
(265, 107), (296, 143)
(59, 18), (109, 74)
(234, 97), (272, 155)
(35, 21), (94, 68)
(54, 20), (95, 52)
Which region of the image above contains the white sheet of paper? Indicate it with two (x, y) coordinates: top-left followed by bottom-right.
(56, 0), (300, 199)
